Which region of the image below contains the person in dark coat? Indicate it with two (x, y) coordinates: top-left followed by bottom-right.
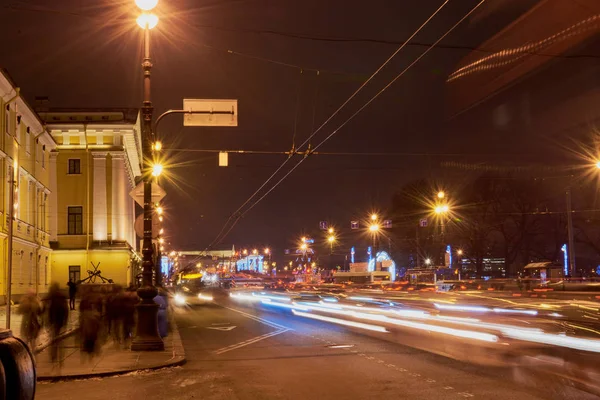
(46, 282), (69, 364)
(67, 279), (77, 310)
(18, 289), (43, 350)
(79, 293), (101, 361)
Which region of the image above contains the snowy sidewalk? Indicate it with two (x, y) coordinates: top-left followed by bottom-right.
(0, 304), (80, 353)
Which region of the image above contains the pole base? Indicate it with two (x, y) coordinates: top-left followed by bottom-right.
(131, 302), (164, 351)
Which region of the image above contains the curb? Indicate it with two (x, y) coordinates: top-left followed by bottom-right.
(37, 314), (186, 382)
(36, 356), (186, 382)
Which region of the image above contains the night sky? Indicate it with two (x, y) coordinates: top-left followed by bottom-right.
(2, 0), (581, 256)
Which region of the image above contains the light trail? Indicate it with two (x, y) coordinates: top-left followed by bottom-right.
(291, 310), (389, 333)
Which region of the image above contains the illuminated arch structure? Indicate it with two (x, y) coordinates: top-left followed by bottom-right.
(368, 251), (396, 281)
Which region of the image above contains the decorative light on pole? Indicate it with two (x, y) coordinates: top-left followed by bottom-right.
(131, 0), (163, 351)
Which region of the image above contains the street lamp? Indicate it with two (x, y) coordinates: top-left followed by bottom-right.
(437, 191), (445, 199)
(327, 235), (335, 255)
(131, 0), (163, 351)
(151, 163), (163, 177)
(596, 160), (600, 169)
(264, 248), (270, 255)
(135, 0), (158, 10)
(371, 214), (378, 221)
(425, 258), (432, 266)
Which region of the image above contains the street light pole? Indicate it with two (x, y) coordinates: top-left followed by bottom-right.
(566, 186), (576, 277)
(132, 0), (163, 351)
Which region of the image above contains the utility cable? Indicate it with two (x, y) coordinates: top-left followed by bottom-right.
(205, 0), (453, 249)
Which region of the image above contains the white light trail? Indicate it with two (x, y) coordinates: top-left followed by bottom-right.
(292, 310), (389, 333)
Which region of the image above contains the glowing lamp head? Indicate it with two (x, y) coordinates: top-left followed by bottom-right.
(152, 141), (162, 152)
(457, 249), (463, 255)
(328, 236), (335, 243)
(156, 206), (164, 215)
(369, 224), (379, 232)
(135, 0), (158, 11)
(425, 258), (431, 265)
(151, 163), (163, 177)
(264, 248), (270, 255)
(137, 13), (159, 29)
(437, 191), (445, 199)
(252, 249), (258, 255)
(328, 227), (334, 234)
(596, 160), (600, 169)
(435, 204), (449, 214)
(371, 214), (378, 221)
(300, 243), (308, 250)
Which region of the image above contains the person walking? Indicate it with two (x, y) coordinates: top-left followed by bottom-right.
(18, 289), (43, 350)
(154, 288), (168, 338)
(67, 279), (77, 310)
(79, 293), (101, 362)
(46, 282), (69, 366)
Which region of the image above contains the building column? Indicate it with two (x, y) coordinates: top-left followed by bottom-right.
(92, 152), (108, 241)
(111, 152), (128, 241)
(48, 152), (58, 242)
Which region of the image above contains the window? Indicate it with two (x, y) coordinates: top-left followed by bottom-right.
(69, 265), (81, 283)
(25, 127), (31, 155)
(68, 159), (81, 174)
(42, 145), (46, 168)
(67, 206), (83, 235)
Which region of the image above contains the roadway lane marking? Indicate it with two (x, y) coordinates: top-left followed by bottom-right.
(458, 393), (474, 398)
(207, 326), (237, 331)
(222, 306), (291, 330)
(214, 328), (289, 355)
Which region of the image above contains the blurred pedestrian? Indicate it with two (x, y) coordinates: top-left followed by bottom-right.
(154, 288), (168, 338)
(121, 287), (138, 347)
(67, 279), (78, 310)
(105, 285), (122, 341)
(46, 282), (69, 365)
(18, 289), (43, 350)
(79, 293), (101, 362)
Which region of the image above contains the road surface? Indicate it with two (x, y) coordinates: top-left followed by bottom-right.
(36, 297), (596, 400)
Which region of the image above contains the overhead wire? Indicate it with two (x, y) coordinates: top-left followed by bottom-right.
(206, 0), (457, 249)
(210, 0), (491, 248)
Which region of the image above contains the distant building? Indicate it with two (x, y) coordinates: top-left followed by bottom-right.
(40, 108), (142, 286)
(0, 70), (56, 302)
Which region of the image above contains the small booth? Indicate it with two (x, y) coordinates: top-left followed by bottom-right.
(523, 262), (564, 284)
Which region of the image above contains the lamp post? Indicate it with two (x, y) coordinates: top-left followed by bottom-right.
(131, 0), (163, 351)
(369, 215), (380, 271)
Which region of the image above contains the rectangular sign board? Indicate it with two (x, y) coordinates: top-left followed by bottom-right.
(183, 99), (238, 127)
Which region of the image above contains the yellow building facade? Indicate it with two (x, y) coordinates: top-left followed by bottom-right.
(0, 70), (56, 303)
(40, 108), (142, 288)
